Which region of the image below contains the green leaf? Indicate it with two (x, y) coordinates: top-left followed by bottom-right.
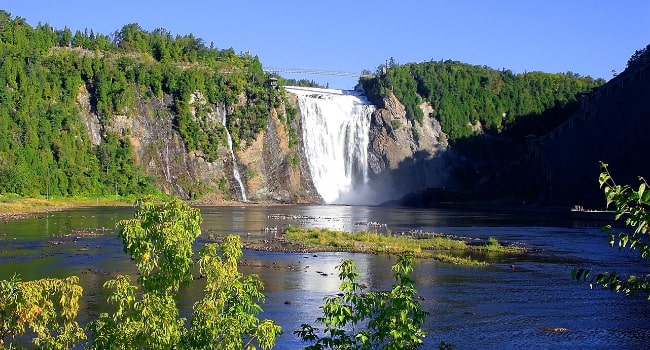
(599, 171), (610, 187)
(619, 233), (629, 250)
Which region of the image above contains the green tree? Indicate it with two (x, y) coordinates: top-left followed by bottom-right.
(88, 197), (281, 349)
(573, 163), (650, 299)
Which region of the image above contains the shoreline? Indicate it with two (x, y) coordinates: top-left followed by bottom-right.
(0, 195), (298, 222)
(0, 197), (132, 222)
(0, 195), (607, 223)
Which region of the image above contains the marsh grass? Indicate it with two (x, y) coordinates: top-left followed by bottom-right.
(434, 253), (489, 266)
(284, 226), (522, 265)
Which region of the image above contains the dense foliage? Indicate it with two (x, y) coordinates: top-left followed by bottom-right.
(90, 197), (281, 349)
(279, 77), (327, 88)
(573, 163), (650, 299)
(626, 43), (650, 69)
(0, 197), (282, 349)
(360, 59), (604, 142)
(0, 11), (281, 197)
(0, 276), (85, 349)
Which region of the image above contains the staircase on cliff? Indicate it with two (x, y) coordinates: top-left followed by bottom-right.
(483, 52), (650, 206)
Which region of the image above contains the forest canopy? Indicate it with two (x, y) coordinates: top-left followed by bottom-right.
(0, 11), (281, 197)
(361, 59), (605, 142)
(0, 10), (610, 199)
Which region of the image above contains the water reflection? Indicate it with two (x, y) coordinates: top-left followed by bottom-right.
(0, 205), (649, 349)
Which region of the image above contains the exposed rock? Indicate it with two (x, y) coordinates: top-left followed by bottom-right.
(238, 95), (320, 203)
(104, 94), (194, 198)
(366, 92), (457, 203)
(76, 84), (319, 203)
(75, 80), (458, 205)
(539, 327), (568, 333)
(77, 84), (102, 146)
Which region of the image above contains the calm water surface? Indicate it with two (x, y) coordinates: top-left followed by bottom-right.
(0, 205), (648, 349)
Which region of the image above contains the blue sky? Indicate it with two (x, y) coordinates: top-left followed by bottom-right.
(3, 1), (649, 89)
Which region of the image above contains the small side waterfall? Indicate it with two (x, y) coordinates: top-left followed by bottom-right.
(286, 86), (375, 204)
(217, 106), (248, 202)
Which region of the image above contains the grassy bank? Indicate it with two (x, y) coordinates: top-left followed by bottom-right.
(284, 226), (523, 265)
(0, 194), (131, 218)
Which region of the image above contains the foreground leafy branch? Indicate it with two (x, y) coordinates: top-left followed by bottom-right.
(185, 236), (281, 349)
(296, 256), (428, 349)
(573, 163), (650, 299)
(0, 276), (86, 349)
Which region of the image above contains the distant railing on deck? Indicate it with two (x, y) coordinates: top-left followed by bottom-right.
(263, 67), (375, 78)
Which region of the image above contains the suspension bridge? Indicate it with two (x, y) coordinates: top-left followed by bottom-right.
(263, 67), (375, 78)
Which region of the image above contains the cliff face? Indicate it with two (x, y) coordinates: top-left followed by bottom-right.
(237, 93), (320, 203)
(79, 85), (201, 198)
(537, 59), (650, 206)
(77, 85), (319, 203)
(82, 73), (638, 208)
(480, 58), (650, 206)
(366, 92), (457, 203)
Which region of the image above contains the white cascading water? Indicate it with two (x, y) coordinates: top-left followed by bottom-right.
(217, 106), (248, 202)
(285, 86), (375, 204)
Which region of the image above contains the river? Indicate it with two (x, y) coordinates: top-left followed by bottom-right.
(0, 205), (648, 349)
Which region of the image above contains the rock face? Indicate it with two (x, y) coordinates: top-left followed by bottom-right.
(365, 92), (456, 203)
(78, 87), (201, 198)
(237, 94), (320, 203)
(77, 86), (319, 203)
(76, 82), (457, 205)
(483, 58), (650, 206)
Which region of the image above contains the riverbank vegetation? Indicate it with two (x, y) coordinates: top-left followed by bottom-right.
(0, 194), (131, 219)
(0, 197), (282, 349)
(284, 226), (522, 265)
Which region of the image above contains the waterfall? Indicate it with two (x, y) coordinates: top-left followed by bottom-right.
(217, 106), (248, 202)
(286, 86), (375, 204)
